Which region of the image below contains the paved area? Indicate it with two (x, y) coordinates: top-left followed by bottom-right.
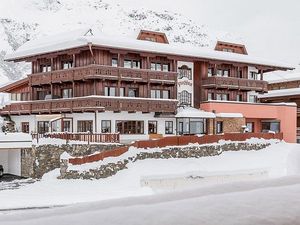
(0, 174), (35, 191)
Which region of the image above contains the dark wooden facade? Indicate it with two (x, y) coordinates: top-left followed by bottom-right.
(0, 31), (285, 116)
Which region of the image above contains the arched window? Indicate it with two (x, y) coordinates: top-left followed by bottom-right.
(179, 90), (192, 106)
(178, 65), (192, 80)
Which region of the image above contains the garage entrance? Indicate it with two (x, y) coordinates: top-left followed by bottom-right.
(0, 133), (32, 176)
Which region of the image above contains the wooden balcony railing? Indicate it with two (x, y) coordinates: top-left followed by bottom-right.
(29, 65), (177, 86)
(0, 96), (178, 115)
(202, 76), (268, 92)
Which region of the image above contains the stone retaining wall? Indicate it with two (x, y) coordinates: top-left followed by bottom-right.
(21, 144), (121, 178)
(60, 142), (273, 180)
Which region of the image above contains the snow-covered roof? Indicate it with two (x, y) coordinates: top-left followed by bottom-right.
(175, 107), (216, 118)
(267, 72), (300, 84)
(5, 28), (294, 70)
(216, 113), (243, 118)
(259, 88), (300, 98)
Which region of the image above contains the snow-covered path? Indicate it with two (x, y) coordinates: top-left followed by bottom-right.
(1, 175), (300, 225)
(0, 141), (299, 210)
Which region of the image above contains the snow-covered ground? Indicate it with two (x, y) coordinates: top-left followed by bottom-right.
(0, 141), (299, 211)
(1, 175), (300, 225)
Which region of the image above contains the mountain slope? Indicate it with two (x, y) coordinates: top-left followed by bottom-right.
(0, 0), (225, 84)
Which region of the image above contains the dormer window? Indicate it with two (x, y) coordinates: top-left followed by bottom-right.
(222, 48), (234, 53)
(62, 60), (73, 70)
(145, 37), (156, 42)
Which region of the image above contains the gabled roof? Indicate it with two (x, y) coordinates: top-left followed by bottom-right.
(258, 87), (300, 99)
(4, 28), (294, 71)
(0, 77), (29, 92)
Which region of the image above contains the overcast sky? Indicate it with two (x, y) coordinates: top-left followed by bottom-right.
(118, 0), (300, 69)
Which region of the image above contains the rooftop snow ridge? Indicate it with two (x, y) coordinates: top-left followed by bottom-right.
(5, 28), (294, 70)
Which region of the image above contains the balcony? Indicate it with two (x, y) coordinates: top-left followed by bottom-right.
(202, 76), (268, 92)
(0, 96), (178, 115)
(29, 65), (177, 86)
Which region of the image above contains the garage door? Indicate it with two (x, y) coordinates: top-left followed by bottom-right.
(0, 149), (21, 176)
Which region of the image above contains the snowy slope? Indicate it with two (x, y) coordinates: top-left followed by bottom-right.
(0, 0), (216, 83)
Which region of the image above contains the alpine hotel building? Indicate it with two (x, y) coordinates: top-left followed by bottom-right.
(0, 29), (297, 143)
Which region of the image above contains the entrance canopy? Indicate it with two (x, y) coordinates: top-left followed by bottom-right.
(175, 107), (216, 118)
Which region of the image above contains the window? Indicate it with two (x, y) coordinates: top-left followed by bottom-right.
(21, 93), (29, 101)
(128, 88), (138, 97)
(223, 48), (234, 53)
(178, 66), (192, 79)
(165, 121), (173, 134)
(37, 91), (48, 100)
(249, 71), (258, 80)
(145, 37), (156, 42)
(222, 94), (229, 101)
(37, 121), (49, 134)
(124, 59), (141, 69)
(262, 121), (280, 133)
(62, 88), (73, 99)
(162, 90), (170, 99)
(162, 64), (169, 72)
(208, 68), (213, 77)
(249, 95), (257, 103)
(105, 87), (116, 96)
(40, 64), (51, 73)
(151, 62), (168, 71)
(62, 61), (73, 70)
(151, 63), (156, 71)
(217, 69), (223, 76)
(223, 70), (229, 77)
(151, 90), (161, 99)
(101, 120), (111, 133)
(148, 121), (157, 134)
(216, 69), (230, 77)
(236, 94), (243, 102)
(124, 59), (132, 68)
(216, 94), (222, 101)
(177, 118), (207, 135)
(208, 93), (214, 100)
(246, 122), (254, 133)
(11, 93), (21, 101)
(112, 58), (118, 67)
(179, 90), (192, 106)
(239, 70), (243, 78)
(116, 121), (144, 134)
(21, 122), (29, 133)
(77, 120), (93, 132)
(63, 121), (71, 132)
(216, 121), (223, 134)
(120, 87), (125, 97)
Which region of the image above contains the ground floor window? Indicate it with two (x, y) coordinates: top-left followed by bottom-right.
(148, 121), (157, 134)
(246, 122), (254, 133)
(165, 121), (173, 134)
(216, 121), (223, 134)
(37, 121), (49, 134)
(63, 120), (71, 132)
(77, 120), (93, 132)
(101, 120), (111, 133)
(116, 121), (144, 134)
(21, 122), (29, 133)
(177, 118), (206, 135)
(261, 121), (280, 133)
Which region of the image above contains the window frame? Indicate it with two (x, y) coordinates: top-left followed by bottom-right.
(101, 120), (111, 133)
